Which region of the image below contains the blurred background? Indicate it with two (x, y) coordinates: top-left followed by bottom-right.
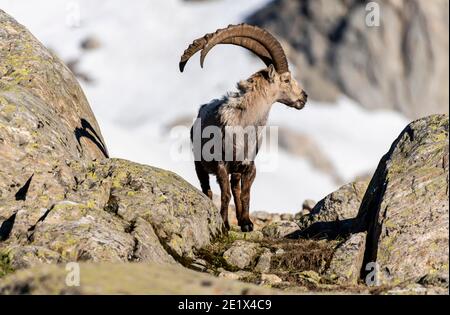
(1, 0), (448, 213)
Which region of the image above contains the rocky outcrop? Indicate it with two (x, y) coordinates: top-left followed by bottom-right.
(223, 240), (261, 270)
(0, 262), (279, 295)
(296, 181), (369, 238)
(0, 9), (223, 274)
(1, 7), (107, 236)
(324, 232), (366, 285)
(291, 115), (448, 292)
(0, 9), (107, 166)
(358, 114), (449, 287)
(247, 0), (449, 119)
(0, 158), (223, 271)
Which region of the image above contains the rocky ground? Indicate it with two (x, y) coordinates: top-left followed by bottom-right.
(0, 9), (449, 295)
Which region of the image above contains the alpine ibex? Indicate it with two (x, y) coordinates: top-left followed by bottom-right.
(180, 24), (307, 232)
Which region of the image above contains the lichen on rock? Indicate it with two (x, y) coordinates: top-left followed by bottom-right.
(358, 114), (449, 288)
(0, 9), (223, 271)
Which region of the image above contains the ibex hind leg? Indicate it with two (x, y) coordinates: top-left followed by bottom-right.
(195, 161), (212, 199)
(216, 164), (231, 231)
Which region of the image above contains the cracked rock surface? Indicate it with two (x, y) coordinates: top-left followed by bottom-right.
(0, 159), (223, 269)
(358, 114), (449, 287)
(0, 9), (222, 271)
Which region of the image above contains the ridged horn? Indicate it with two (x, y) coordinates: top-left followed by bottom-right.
(220, 37), (273, 67)
(179, 24), (288, 73)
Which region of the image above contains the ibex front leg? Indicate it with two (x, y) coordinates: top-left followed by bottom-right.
(216, 163), (231, 231)
(231, 173), (243, 224)
(240, 164), (256, 232)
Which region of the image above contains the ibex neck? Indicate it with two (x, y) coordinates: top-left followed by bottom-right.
(239, 85), (276, 127)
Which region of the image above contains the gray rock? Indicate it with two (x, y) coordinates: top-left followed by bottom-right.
(0, 10), (107, 162)
(1, 159), (223, 268)
(131, 218), (177, 264)
(251, 211), (272, 222)
(302, 199), (317, 212)
(0, 9), (108, 208)
(190, 258), (208, 272)
(0, 10), (223, 271)
(296, 181), (369, 238)
(294, 210), (310, 221)
(325, 233), (366, 285)
(262, 220), (300, 239)
(255, 249), (272, 273)
(228, 230), (264, 242)
(261, 274), (282, 285)
(358, 115), (449, 287)
(6, 246), (61, 270)
(247, 0), (449, 119)
(280, 213), (294, 221)
(218, 270), (253, 281)
(223, 241), (260, 270)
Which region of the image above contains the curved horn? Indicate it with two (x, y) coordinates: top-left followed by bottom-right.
(179, 24), (288, 73)
(219, 37), (273, 67)
(179, 37), (208, 72)
(179, 33), (272, 72)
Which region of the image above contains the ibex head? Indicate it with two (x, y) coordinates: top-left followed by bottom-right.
(179, 24), (307, 110)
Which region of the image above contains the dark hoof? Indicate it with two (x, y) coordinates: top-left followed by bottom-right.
(240, 223), (253, 232)
(223, 221), (230, 232)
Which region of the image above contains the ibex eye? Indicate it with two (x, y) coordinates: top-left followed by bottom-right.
(283, 79), (290, 83)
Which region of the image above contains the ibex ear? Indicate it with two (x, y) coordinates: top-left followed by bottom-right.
(267, 64), (277, 83)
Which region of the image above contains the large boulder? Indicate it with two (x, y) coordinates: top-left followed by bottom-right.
(0, 8), (108, 240)
(248, 0), (449, 119)
(0, 10), (223, 273)
(324, 232), (366, 285)
(358, 115), (449, 287)
(223, 240), (261, 270)
(0, 158), (223, 271)
(296, 181), (369, 238)
(0, 9), (108, 176)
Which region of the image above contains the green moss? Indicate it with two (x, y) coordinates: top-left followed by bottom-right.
(1, 103), (17, 116)
(52, 236), (79, 261)
(0, 39), (39, 87)
(0, 250), (14, 278)
(85, 200), (95, 208)
(157, 195), (168, 203)
(195, 234), (241, 273)
(87, 171), (97, 180)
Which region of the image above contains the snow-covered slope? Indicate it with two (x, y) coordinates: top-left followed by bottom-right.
(2, 0), (409, 212)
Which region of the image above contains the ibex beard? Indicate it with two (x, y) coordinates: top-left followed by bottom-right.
(180, 24), (307, 232)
